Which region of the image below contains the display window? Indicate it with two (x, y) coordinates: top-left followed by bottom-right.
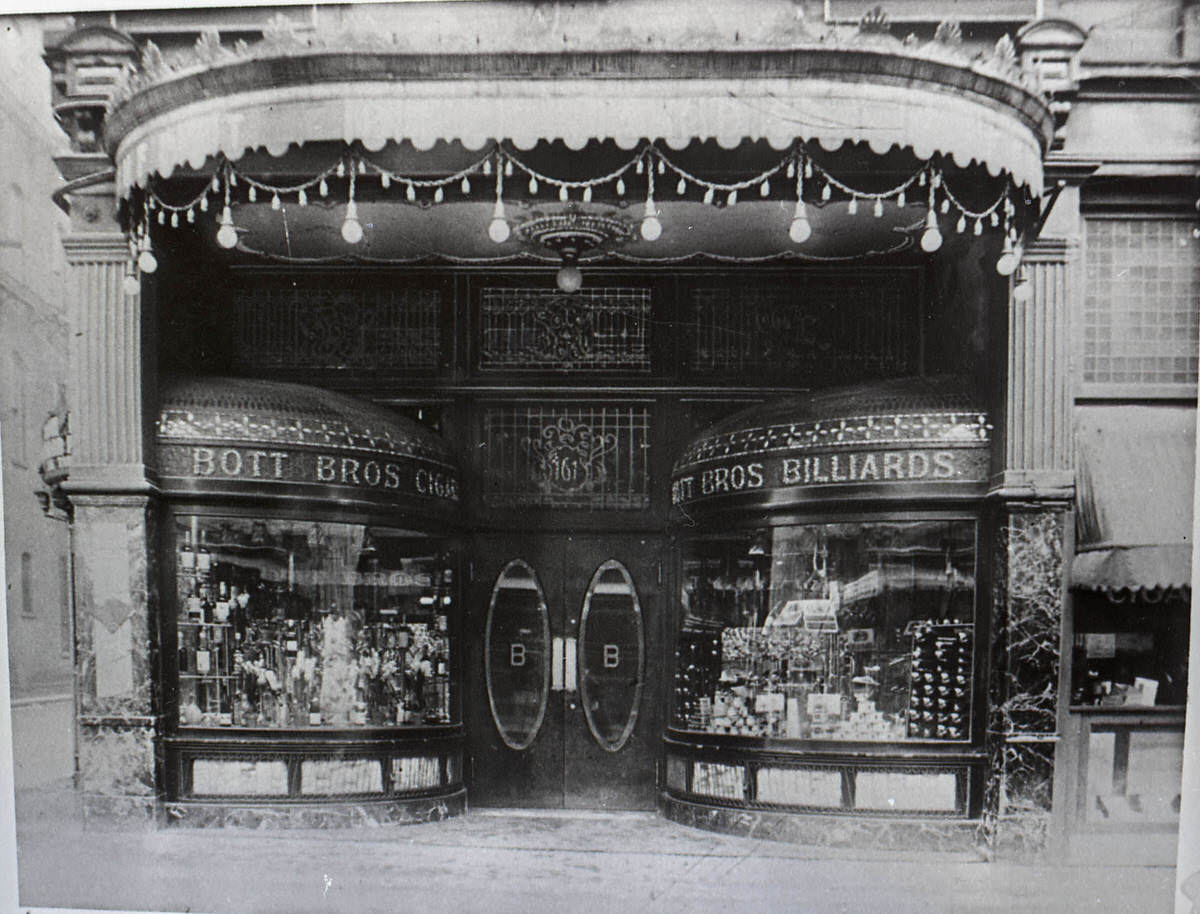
(173, 515), (457, 729)
(1069, 591), (1190, 708)
(674, 519), (977, 742)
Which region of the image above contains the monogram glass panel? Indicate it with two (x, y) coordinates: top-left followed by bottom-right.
(478, 287), (652, 372)
(481, 404), (651, 509)
(684, 275), (919, 383)
(233, 287), (442, 371)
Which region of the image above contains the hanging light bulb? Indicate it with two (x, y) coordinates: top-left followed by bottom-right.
(336, 160), (346, 178)
(640, 200), (662, 241)
(873, 198), (883, 218)
(341, 200), (364, 244)
(616, 177), (626, 196)
(995, 234), (1018, 276)
(122, 264), (140, 297)
(956, 215), (966, 233)
(559, 185), (569, 203)
(357, 160), (366, 175)
(199, 196), (209, 213)
(1012, 267), (1033, 303)
(216, 205), (238, 249)
(406, 183), (416, 202)
(483, 158), (493, 176)
(789, 200), (812, 244)
(433, 186), (444, 203)
(821, 183), (832, 202)
(897, 189), (906, 208)
(461, 176), (471, 194)
(920, 209), (943, 253)
(298, 188), (308, 206)
(380, 172), (391, 189)
(657, 159), (665, 175)
(847, 196), (858, 215)
(786, 160), (795, 179)
(973, 218), (983, 236)
(528, 175), (538, 194)
(583, 186), (592, 203)
(676, 177), (686, 195)
(488, 199), (511, 243)
(556, 254), (583, 294)
(248, 186), (257, 203)
(319, 178), (328, 197)
(271, 193), (281, 211)
(136, 232), (157, 274)
(186, 208), (195, 223)
(703, 187), (714, 205)
(760, 180), (770, 197)
(170, 212), (179, 228)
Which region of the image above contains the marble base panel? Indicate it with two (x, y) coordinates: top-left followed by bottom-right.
(77, 720), (157, 798)
(166, 789), (467, 829)
(81, 792), (162, 830)
(660, 794), (985, 859)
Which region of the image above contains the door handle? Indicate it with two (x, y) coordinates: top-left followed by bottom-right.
(564, 636), (578, 693)
(552, 636), (564, 692)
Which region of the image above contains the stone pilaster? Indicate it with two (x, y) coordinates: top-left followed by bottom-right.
(982, 506), (1068, 858)
(983, 220), (1079, 858)
(59, 187), (162, 826)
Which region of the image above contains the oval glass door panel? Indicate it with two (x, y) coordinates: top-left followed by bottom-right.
(485, 560), (551, 751)
(578, 560), (645, 753)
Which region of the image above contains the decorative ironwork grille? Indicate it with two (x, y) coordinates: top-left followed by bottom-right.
(684, 276), (918, 383)
(482, 404), (651, 509)
(1084, 219), (1200, 388)
(232, 287), (442, 371)
(478, 287), (651, 372)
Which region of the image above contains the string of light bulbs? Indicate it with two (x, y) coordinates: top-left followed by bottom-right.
(123, 141), (1028, 295)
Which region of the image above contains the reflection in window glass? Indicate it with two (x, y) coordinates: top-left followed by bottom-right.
(1086, 727), (1183, 824)
(485, 560), (551, 750)
(674, 520), (976, 742)
(174, 516), (456, 729)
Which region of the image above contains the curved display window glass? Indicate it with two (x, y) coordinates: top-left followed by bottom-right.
(674, 520), (976, 742)
(485, 560), (551, 750)
(579, 560), (645, 753)
(174, 515), (456, 729)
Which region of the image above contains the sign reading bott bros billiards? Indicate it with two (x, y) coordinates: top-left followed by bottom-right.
(672, 409), (991, 509)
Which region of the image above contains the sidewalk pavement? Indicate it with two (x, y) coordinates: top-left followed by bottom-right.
(14, 785), (1176, 914)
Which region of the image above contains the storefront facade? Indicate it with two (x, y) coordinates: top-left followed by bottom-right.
(36, 0), (1197, 863)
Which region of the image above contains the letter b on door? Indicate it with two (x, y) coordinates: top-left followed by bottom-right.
(510, 643), (526, 667)
(603, 644), (620, 669)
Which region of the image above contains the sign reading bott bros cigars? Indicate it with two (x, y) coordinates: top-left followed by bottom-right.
(672, 410), (991, 509)
(158, 442), (460, 505)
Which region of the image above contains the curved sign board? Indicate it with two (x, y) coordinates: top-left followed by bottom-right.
(578, 560), (645, 753)
(672, 409), (991, 513)
(485, 560), (551, 751)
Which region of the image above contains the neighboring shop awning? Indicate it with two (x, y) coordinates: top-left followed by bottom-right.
(1073, 406), (1195, 593)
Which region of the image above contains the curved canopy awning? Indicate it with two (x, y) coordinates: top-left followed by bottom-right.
(105, 43), (1053, 198)
(1074, 406), (1195, 594)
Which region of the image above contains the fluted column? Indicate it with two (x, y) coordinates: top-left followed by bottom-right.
(983, 185), (1081, 859)
(62, 235), (152, 490)
(60, 192), (161, 826)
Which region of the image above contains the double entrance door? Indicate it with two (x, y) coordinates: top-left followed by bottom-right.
(465, 533), (662, 810)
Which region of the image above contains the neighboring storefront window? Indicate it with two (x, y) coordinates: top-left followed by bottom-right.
(675, 519), (976, 742)
(1070, 591), (1190, 707)
(174, 515), (456, 729)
